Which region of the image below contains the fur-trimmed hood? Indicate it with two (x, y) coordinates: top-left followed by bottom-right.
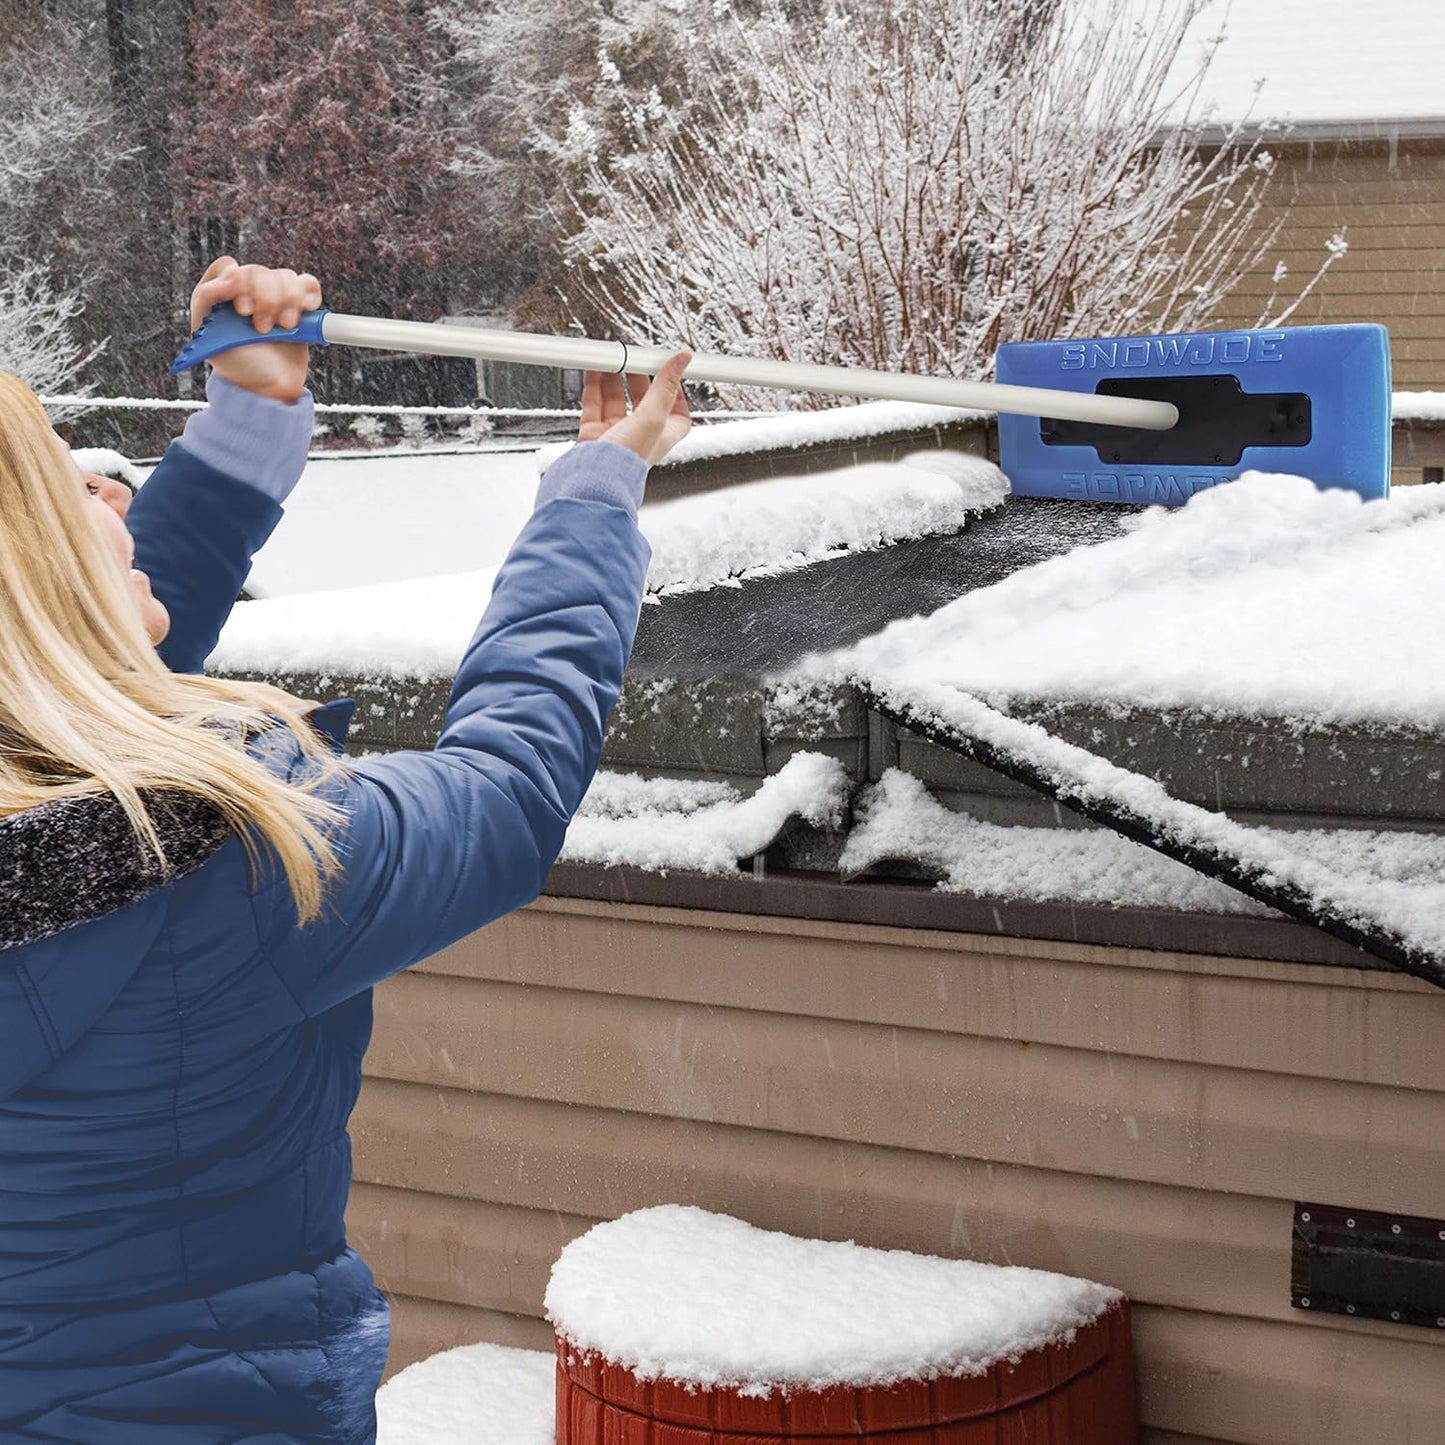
(0, 700), (354, 953)
(0, 790), (231, 953)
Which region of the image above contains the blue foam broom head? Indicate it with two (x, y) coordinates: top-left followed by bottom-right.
(995, 323), (1391, 504)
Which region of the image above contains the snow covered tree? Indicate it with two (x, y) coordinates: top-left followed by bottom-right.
(178, 0), (466, 394)
(434, 0), (700, 331)
(548, 0), (1345, 408)
(0, 5), (127, 403)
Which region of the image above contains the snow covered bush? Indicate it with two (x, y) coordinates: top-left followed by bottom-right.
(535, 0), (1343, 409)
(349, 415), (387, 447)
(456, 410), (496, 444)
(0, 263), (97, 408)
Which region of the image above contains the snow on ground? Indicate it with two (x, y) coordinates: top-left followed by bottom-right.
(842, 472), (1445, 731)
(545, 1205), (1121, 1393)
(561, 754), (849, 873)
(374, 1341), (553, 1445)
(209, 450), (1003, 675)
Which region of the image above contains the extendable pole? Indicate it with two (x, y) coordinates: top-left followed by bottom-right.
(171, 304), (1180, 430)
(321, 315), (1179, 430)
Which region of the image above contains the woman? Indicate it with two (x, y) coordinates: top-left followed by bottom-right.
(0, 259), (689, 1442)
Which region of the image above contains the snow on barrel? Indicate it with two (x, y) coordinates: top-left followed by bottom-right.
(545, 1205), (1138, 1442)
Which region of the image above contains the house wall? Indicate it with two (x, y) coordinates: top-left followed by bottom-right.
(347, 895), (1445, 1445)
(1211, 139), (1445, 393)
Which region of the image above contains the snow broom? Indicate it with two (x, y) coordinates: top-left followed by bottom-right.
(173, 305), (1393, 503)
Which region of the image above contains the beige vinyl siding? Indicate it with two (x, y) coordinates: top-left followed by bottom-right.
(1207, 140), (1445, 389)
(349, 896), (1445, 1445)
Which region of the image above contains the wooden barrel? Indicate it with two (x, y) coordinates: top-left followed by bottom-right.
(556, 1298), (1135, 1441)
(548, 1208), (1138, 1444)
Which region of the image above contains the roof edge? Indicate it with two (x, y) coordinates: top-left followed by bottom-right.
(543, 862), (1390, 976)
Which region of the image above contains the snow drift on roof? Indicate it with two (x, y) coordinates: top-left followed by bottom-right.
(843, 768), (1445, 924)
(561, 753), (849, 874)
(212, 567), (503, 678)
(237, 450), (541, 599)
(861, 680), (1445, 967)
(545, 1205), (1121, 1393)
(843, 769), (1266, 913)
(842, 472), (1445, 731)
(642, 450), (1007, 597)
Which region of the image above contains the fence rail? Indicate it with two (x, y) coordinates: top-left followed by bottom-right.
(38, 394), (774, 421)
(38, 393), (1445, 484)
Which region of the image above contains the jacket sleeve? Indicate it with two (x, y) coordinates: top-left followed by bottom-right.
(249, 446), (651, 1018)
(128, 375), (313, 674)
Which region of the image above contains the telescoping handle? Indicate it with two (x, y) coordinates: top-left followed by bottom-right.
(170, 303), (1180, 431)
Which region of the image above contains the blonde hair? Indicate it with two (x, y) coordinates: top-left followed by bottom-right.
(0, 372), (344, 924)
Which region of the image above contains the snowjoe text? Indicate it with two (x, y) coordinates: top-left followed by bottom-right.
(1058, 332), (1286, 370)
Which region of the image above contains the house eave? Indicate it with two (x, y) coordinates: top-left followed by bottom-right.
(1186, 116), (1445, 148)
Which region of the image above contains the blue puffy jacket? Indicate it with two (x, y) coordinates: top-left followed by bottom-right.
(0, 423), (650, 1441)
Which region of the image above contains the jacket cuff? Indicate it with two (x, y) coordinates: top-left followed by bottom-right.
(534, 439), (648, 518)
(175, 372), (314, 502)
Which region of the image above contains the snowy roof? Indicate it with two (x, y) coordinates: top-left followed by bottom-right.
(558, 755), (1445, 964)
(162, 394), (1435, 603)
(857, 681), (1445, 973)
(231, 402), (989, 600)
(545, 1206), (1121, 1392)
(202, 440), (1445, 971)
(207, 449), (540, 600)
(1168, 0), (1445, 134)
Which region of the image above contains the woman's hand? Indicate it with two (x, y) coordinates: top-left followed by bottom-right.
(189, 256), (321, 404)
(578, 353), (692, 466)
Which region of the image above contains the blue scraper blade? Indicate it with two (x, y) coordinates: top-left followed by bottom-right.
(996, 323), (1391, 504)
